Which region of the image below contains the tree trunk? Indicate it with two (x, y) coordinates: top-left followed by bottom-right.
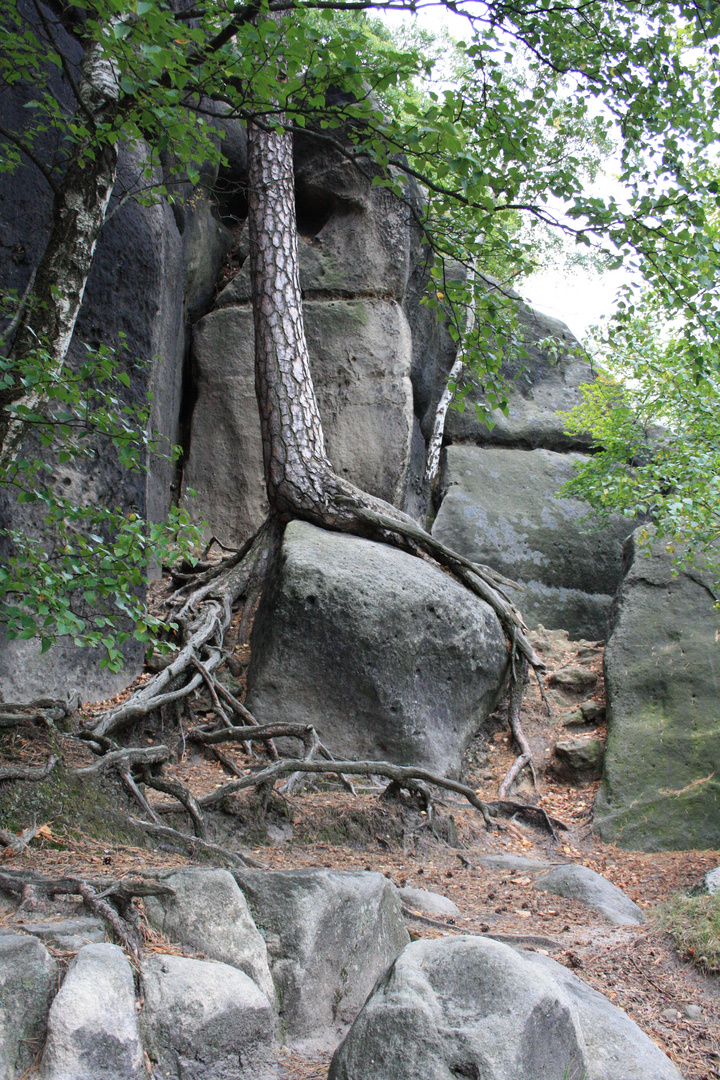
(0, 38), (119, 469)
(247, 117), (334, 518)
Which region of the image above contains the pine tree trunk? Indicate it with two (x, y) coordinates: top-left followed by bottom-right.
(247, 117), (335, 518)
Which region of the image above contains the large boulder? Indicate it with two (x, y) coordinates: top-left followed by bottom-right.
(329, 936), (682, 1080)
(182, 301), (414, 546)
(594, 530), (720, 850)
(233, 869), (409, 1045)
(143, 869), (275, 1004)
(245, 520), (509, 776)
(141, 954), (275, 1080)
(0, 932), (57, 1080)
(39, 943), (144, 1080)
(432, 445), (634, 639)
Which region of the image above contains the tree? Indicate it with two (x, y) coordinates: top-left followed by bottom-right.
(2, 0), (720, 737)
(560, 288), (720, 589)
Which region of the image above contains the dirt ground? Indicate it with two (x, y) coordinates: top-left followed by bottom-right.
(2, 624), (719, 1080)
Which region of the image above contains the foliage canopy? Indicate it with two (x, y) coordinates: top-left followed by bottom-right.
(1, 0), (720, 659)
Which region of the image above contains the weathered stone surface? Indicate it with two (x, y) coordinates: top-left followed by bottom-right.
(554, 736), (605, 780)
(184, 195), (235, 317)
(581, 699), (605, 724)
(17, 917), (105, 952)
(548, 665), (598, 693)
(478, 854), (556, 872)
(141, 953), (275, 1080)
(594, 529), (720, 850)
(0, 932), (57, 1080)
(180, 305), (267, 546)
(445, 306), (595, 451)
(398, 888), (460, 917)
(561, 700), (606, 729)
(143, 869), (274, 1004)
(233, 868), (409, 1044)
(182, 301), (413, 546)
(432, 445), (634, 639)
(0, 64), (185, 702)
(245, 521), (509, 776)
(293, 135), (414, 301)
(39, 942), (144, 1080)
(690, 867), (720, 896)
(329, 936), (680, 1080)
(533, 864), (645, 926)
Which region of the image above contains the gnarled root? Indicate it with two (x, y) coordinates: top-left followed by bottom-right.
(498, 658), (537, 799)
(90, 518), (281, 739)
(0, 869), (175, 963)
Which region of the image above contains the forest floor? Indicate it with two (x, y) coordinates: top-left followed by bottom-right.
(1, 624), (719, 1080)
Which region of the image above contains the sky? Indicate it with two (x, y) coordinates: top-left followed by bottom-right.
(521, 264), (633, 342)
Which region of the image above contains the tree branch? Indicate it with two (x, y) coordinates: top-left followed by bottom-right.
(0, 123), (60, 196)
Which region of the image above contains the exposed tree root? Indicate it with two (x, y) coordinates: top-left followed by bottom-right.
(498, 659), (537, 799)
(492, 799), (566, 840)
(0, 754), (59, 783)
(73, 468), (556, 850)
(90, 519), (281, 738)
(72, 745), (169, 776)
(125, 816), (267, 868)
(0, 697), (75, 730)
(0, 822), (43, 853)
(141, 772), (208, 840)
(0, 869), (176, 964)
(192, 756), (488, 829)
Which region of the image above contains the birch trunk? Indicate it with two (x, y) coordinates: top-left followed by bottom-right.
(0, 39), (119, 469)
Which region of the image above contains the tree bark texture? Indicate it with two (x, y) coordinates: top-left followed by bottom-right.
(248, 118), (334, 518)
(0, 38), (119, 468)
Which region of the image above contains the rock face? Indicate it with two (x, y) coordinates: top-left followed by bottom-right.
(143, 869), (275, 1004)
(182, 301), (413, 546)
(444, 304), (595, 452)
(245, 520), (509, 775)
(233, 869), (410, 1044)
(141, 954), (275, 1080)
(533, 864), (645, 926)
(329, 936), (682, 1080)
(0, 9), (185, 703)
(594, 529), (720, 850)
(39, 943), (144, 1080)
(432, 445), (634, 640)
(0, 932), (57, 1080)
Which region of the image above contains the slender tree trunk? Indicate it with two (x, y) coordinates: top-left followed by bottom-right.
(422, 264), (477, 522)
(0, 39), (119, 469)
(247, 117), (334, 518)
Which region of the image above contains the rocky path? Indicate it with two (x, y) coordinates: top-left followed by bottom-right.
(1, 626), (719, 1079)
